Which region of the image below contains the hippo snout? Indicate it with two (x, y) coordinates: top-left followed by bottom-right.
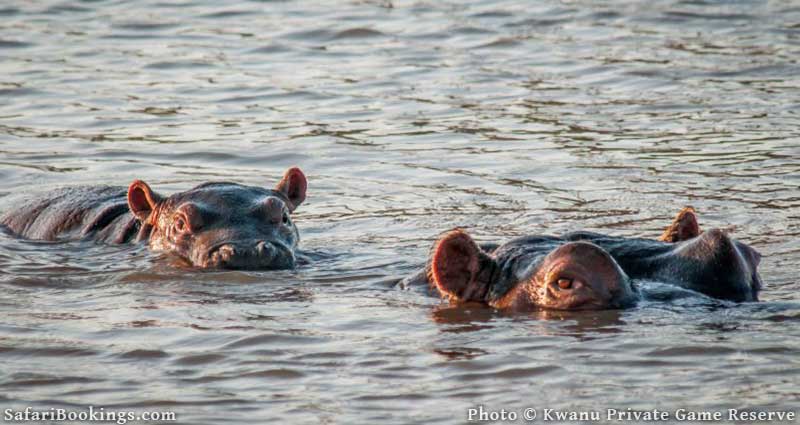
(204, 241), (295, 270)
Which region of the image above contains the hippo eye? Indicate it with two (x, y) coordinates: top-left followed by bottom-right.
(174, 217), (186, 233)
(282, 212), (291, 225)
(556, 278), (573, 290)
(172, 213), (194, 234)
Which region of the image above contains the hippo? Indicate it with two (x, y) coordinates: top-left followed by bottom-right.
(402, 207), (762, 310)
(0, 167), (308, 270)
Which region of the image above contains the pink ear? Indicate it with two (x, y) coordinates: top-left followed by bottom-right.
(127, 180), (161, 220)
(429, 229), (492, 302)
(274, 167), (307, 212)
(659, 206), (701, 242)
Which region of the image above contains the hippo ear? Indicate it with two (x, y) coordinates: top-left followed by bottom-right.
(429, 229), (495, 303)
(274, 167), (307, 212)
(659, 206), (701, 243)
(127, 180), (162, 221)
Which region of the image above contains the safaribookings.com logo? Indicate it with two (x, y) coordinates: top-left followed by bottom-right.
(4, 406), (176, 424)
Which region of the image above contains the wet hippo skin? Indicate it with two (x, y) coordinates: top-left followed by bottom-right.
(402, 208), (762, 309)
(565, 207), (762, 303)
(1, 167), (308, 270)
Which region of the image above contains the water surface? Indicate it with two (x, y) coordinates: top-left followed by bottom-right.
(1, 0), (799, 423)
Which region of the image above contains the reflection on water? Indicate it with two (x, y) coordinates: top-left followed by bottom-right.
(1, 0), (799, 423)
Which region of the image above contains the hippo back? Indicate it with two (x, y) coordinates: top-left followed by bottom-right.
(1, 186), (140, 244)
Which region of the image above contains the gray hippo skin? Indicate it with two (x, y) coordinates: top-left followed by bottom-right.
(563, 207), (762, 302)
(403, 208), (762, 310)
(1, 167), (308, 270)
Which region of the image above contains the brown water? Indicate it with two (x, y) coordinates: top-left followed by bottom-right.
(1, 1), (799, 423)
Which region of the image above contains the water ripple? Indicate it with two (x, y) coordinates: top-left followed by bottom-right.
(0, 0), (798, 423)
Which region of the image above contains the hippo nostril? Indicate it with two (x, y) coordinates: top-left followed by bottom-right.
(206, 241), (292, 270)
(256, 241), (276, 258)
(218, 245), (236, 262)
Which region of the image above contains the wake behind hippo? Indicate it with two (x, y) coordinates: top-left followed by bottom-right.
(0, 167), (308, 270)
(403, 208), (762, 310)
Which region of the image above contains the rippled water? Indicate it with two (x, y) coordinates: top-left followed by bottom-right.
(1, 0), (799, 423)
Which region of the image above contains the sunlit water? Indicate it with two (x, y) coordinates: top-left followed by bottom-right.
(1, 0), (799, 423)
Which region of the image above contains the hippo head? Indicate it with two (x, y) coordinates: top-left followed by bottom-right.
(659, 207), (762, 302)
(672, 229), (763, 302)
(428, 230), (637, 310)
(126, 167), (307, 270)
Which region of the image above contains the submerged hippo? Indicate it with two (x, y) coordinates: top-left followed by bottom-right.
(0, 167), (308, 270)
(403, 208), (762, 310)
